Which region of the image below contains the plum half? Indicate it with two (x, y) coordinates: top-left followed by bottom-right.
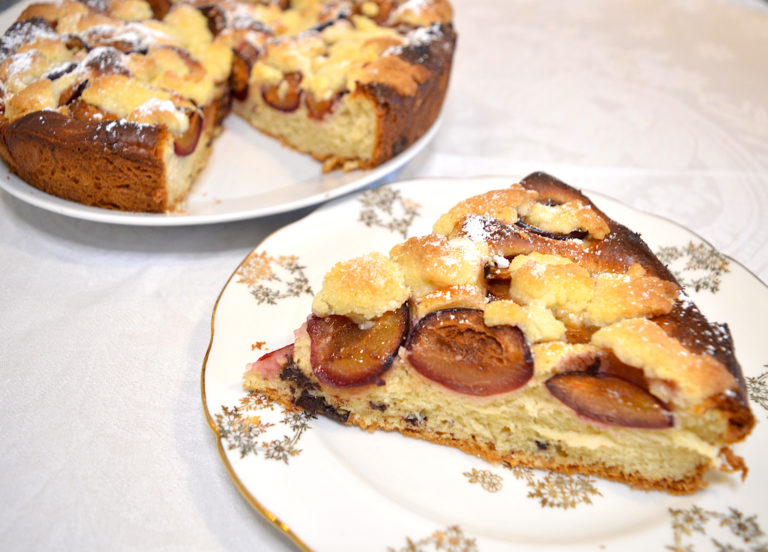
(406, 308), (533, 396)
(173, 109), (203, 156)
(305, 90), (345, 120)
(231, 41), (261, 101)
(307, 305), (409, 388)
(262, 71), (303, 112)
(515, 219), (588, 241)
(546, 372), (673, 429)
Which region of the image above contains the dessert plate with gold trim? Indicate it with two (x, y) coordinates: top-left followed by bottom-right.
(202, 176), (768, 552)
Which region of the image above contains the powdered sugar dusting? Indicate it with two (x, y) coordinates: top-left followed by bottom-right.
(79, 45), (129, 75)
(460, 215), (494, 242)
(383, 22), (444, 58)
(133, 96), (179, 117)
(0, 19), (58, 62)
(3, 50), (36, 80)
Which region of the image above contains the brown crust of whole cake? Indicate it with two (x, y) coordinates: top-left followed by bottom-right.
(0, 110), (172, 211)
(0, 92), (230, 212)
(356, 23), (456, 169)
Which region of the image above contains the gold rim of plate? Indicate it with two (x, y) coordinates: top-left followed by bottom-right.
(200, 234), (314, 552)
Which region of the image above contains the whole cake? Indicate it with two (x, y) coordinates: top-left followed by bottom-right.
(0, 0), (455, 211)
(244, 172), (755, 494)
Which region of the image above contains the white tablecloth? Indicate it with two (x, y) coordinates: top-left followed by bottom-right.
(1, 0), (767, 550)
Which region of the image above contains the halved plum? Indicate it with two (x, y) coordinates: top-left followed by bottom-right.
(231, 40), (261, 101)
(305, 90), (345, 120)
(262, 71), (303, 112)
(546, 372), (673, 429)
(483, 261), (513, 299)
(515, 219), (588, 241)
(58, 79), (89, 106)
(592, 351), (649, 391)
(173, 109), (204, 156)
(407, 308), (533, 396)
(248, 343), (294, 378)
(307, 304), (409, 388)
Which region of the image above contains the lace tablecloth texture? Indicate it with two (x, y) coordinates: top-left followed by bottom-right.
(1, 0), (766, 550)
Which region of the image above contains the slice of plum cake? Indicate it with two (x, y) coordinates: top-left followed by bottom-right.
(244, 172), (755, 494)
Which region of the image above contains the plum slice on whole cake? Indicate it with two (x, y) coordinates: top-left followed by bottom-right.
(244, 172), (755, 494)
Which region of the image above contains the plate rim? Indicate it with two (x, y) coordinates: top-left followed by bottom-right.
(200, 175), (768, 551)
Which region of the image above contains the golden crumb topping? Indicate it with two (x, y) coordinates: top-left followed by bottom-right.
(4, 77), (57, 120)
(484, 300), (566, 343)
(591, 318), (736, 407)
(432, 184), (539, 236)
(505, 255), (678, 328)
(412, 284), (485, 319)
(127, 46), (216, 107)
(19, 1), (90, 24)
(252, 14), (407, 101)
(391, 0), (454, 26)
(312, 252), (409, 323)
(586, 264), (678, 326)
(507, 253), (594, 318)
(389, 234), (488, 299)
(524, 200), (610, 240)
(348, 54), (429, 96)
(81, 74), (189, 133)
(0, 39), (73, 94)
(531, 341), (602, 377)
(109, 0), (153, 22)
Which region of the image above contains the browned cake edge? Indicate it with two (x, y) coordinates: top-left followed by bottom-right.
(360, 22), (456, 169)
(0, 91), (230, 212)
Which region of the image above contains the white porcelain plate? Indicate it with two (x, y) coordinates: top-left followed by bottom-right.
(202, 176), (768, 552)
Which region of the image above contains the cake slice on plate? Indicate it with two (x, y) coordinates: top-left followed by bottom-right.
(244, 172), (755, 494)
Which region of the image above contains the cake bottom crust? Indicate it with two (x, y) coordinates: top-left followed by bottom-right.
(249, 383), (712, 495)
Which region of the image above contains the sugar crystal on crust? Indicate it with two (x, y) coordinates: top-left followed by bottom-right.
(507, 253), (594, 316)
(586, 264), (678, 326)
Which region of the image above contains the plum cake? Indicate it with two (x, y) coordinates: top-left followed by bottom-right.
(0, 0), (455, 211)
(244, 172), (755, 494)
